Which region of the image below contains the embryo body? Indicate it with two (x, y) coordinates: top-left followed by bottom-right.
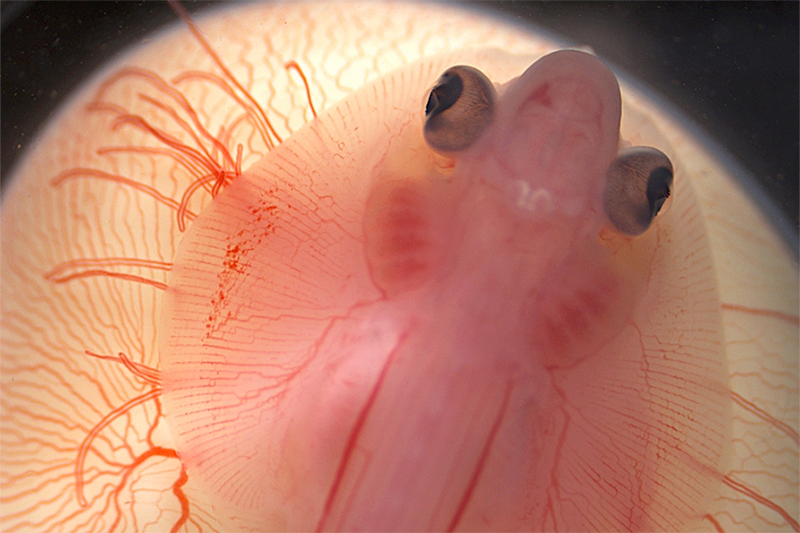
(161, 49), (728, 531)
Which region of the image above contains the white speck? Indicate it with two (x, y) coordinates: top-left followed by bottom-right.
(514, 180), (555, 215)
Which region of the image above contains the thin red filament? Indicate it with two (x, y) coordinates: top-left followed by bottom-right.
(51, 168), (193, 223)
(285, 60), (318, 119)
(731, 391), (799, 445)
(105, 447), (188, 533)
(36, 3), (318, 530)
(84, 351), (161, 386)
(447, 380), (514, 532)
(94, 66), (237, 172)
(168, 0), (283, 146)
(721, 302), (800, 326)
(316, 330), (409, 532)
(172, 69), (281, 150)
(722, 475), (799, 532)
(703, 513), (725, 532)
(44, 256), (172, 291)
(75, 388), (161, 508)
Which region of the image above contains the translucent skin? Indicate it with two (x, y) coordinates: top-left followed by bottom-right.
(160, 47), (730, 531)
(0, 3), (797, 533)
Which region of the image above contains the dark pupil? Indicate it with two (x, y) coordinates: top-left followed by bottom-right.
(425, 72), (463, 117)
(647, 166), (673, 216)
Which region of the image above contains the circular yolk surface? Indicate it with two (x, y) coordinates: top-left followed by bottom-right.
(1, 3), (797, 532)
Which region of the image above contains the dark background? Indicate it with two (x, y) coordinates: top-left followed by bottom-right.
(2, 1), (798, 250)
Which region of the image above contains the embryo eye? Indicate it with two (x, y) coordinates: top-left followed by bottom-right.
(604, 146), (674, 236)
(423, 65), (496, 152)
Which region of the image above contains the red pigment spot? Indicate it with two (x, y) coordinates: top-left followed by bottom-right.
(203, 202), (284, 338)
(204, 243), (249, 332)
(223, 243), (247, 273)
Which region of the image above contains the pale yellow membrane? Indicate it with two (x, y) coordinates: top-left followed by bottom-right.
(1, 3), (796, 532)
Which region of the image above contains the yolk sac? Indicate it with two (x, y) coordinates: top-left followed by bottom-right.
(0, 4), (796, 533)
